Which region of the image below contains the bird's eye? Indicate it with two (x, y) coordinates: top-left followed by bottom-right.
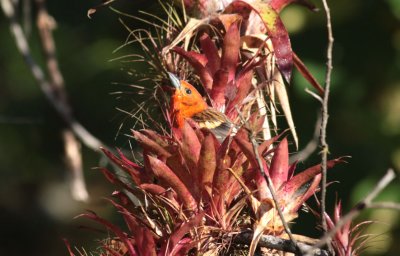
(185, 88), (192, 95)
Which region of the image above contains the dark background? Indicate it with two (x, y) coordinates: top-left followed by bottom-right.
(1, 0), (399, 255)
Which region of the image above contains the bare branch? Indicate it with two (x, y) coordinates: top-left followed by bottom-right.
(290, 114), (321, 164)
(319, 0), (334, 239)
(304, 168), (397, 255)
(305, 88), (323, 103)
(64, 130), (89, 202)
(34, 0), (90, 202)
(235, 106), (300, 252)
(368, 202), (400, 210)
(36, 0), (67, 101)
(1, 0), (105, 151)
(235, 231), (331, 256)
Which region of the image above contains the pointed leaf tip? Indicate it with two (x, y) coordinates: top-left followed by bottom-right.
(225, 1), (293, 83)
(270, 137), (289, 189)
(147, 155), (198, 211)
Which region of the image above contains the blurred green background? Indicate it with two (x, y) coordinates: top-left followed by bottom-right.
(0, 0), (399, 255)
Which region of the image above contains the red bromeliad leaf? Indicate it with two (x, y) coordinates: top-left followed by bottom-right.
(165, 152), (193, 191)
(233, 128), (258, 168)
(199, 34), (221, 76)
(270, 0), (318, 12)
(224, 0), (293, 83)
(186, 119), (205, 142)
(226, 69), (253, 116)
(258, 132), (284, 156)
(135, 226), (157, 256)
(140, 183), (168, 195)
(181, 121), (201, 170)
(233, 129), (273, 200)
(287, 161), (297, 179)
(221, 22), (240, 83)
(324, 201), (359, 256)
(133, 131), (172, 159)
(99, 168), (139, 196)
(163, 212), (205, 255)
(172, 47), (213, 91)
(116, 148), (139, 169)
(253, 168), (271, 200)
(217, 13), (243, 31)
(169, 238), (193, 256)
(108, 200), (157, 256)
(216, 22), (240, 112)
(198, 132), (217, 196)
(324, 212), (347, 256)
(63, 239), (74, 256)
(181, 122), (202, 199)
(107, 199), (138, 232)
(101, 148), (147, 185)
(293, 53), (324, 95)
(334, 201), (350, 248)
(146, 155), (198, 212)
(182, 50), (208, 66)
(212, 154), (232, 208)
(269, 137), (289, 189)
(100, 167), (120, 185)
(220, 151), (246, 202)
(277, 157), (346, 210)
(334, 200), (343, 223)
(248, 113), (266, 135)
(102, 246), (125, 256)
(210, 69), (229, 109)
(324, 211), (335, 230)
(140, 129), (172, 148)
(112, 191), (135, 208)
(77, 211), (137, 255)
(292, 173), (321, 212)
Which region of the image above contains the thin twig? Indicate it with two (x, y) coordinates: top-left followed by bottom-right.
(64, 130), (89, 201)
(36, 0), (67, 101)
(1, 0), (105, 151)
(320, 0), (334, 238)
(249, 136), (298, 245)
(290, 114), (321, 164)
(235, 106), (300, 252)
(304, 169), (397, 255)
(305, 88), (323, 103)
(34, 0), (89, 201)
(235, 231), (331, 256)
(368, 202), (400, 210)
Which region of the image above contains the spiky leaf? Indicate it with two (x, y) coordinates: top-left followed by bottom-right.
(224, 0), (293, 82)
(146, 155), (198, 211)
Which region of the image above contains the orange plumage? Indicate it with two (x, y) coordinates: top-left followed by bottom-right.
(168, 73), (232, 141)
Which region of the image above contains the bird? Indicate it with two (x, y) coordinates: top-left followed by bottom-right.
(167, 72), (233, 141)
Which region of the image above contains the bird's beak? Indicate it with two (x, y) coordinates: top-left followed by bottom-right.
(167, 72), (181, 89)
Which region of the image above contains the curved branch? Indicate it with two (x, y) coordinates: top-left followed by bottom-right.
(234, 231), (331, 256)
(304, 168), (397, 255)
(1, 0), (105, 151)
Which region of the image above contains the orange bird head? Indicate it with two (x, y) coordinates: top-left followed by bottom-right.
(168, 72), (208, 128)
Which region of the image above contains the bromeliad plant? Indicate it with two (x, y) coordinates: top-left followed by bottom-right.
(73, 118), (344, 255)
(323, 201), (374, 256)
(70, 1), (353, 255)
(100, 0), (324, 146)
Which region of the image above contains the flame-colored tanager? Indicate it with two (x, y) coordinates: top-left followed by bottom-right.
(168, 72), (233, 141)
